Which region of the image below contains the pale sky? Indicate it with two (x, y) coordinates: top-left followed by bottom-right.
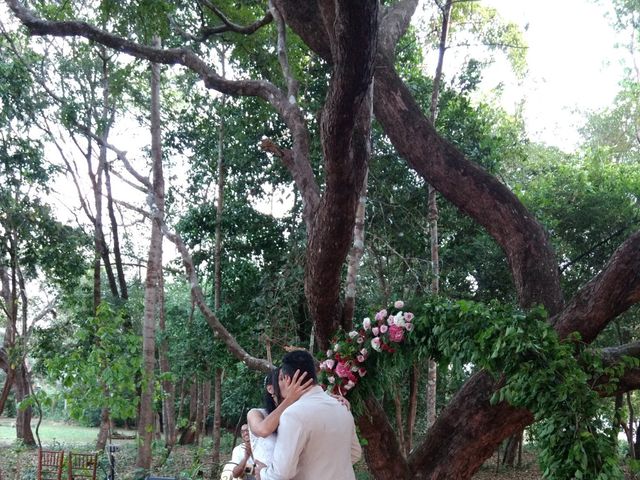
(479, 0), (628, 150)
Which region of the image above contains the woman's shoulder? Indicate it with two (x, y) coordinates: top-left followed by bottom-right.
(247, 407), (267, 418)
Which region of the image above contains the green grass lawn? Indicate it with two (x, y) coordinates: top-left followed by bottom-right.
(0, 416), (136, 446)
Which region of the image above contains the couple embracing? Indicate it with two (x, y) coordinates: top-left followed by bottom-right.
(247, 350), (362, 480)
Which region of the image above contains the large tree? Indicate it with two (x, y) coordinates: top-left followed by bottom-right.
(4, 0), (640, 478)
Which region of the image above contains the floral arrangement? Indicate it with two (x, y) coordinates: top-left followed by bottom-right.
(318, 300), (415, 395)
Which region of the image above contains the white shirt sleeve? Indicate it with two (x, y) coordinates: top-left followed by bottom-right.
(350, 423), (362, 464)
(259, 411), (306, 480)
(231, 444), (250, 465)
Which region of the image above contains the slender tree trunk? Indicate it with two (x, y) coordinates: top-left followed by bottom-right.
(0, 367), (14, 416)
(627, 392), (637, 459)
(211, 48), (226, 463)
(136, 37), (165, 473)
(635, 405), (640, 458)
(342, 169), (369, 330)
(425, 0), (453, 432)
(211, 369), (223, 465)
(176, 379), (186, 437)
(158, 272), (176, 449)
(104, 161), (128, 301)
(406, 363), (419, 452)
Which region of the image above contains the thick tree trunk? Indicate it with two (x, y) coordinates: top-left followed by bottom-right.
(502, 431), (522, 467)
(301, 2), (378, 349)
(179, 382), (198, 445)
(393, 392), (407, 456)
(96, 406), (111, 450)
(14, 361), (35, 446)
(136, 37), (164, 473)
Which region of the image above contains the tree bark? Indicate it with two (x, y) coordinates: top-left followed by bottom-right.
(96, 406), (111, 450)
(342, 169), (369, 331)
(14, 361), (35, 446)
(158, 272), (176, 449)
(136, 36), (164, 473)
(211, 368), (223, 465)
(179, 382), (198, 445)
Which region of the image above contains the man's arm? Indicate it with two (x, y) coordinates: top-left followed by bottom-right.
(258, 412), (306, 480)
(231, 445), (252, 478)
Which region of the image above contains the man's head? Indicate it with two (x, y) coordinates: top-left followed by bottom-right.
(279, 350), (317, 397)
(240, 423), (251, 445)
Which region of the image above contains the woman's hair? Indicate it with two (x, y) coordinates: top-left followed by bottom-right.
(263, 367), (281, 414)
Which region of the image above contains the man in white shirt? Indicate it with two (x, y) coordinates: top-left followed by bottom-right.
(226, 424), (256, 480)
(256, 350), (362, 480)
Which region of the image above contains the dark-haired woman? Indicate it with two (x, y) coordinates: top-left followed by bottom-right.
(247, 368), (312, 466)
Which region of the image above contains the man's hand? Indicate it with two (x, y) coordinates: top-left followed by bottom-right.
(329, 393), (351, 410)
(281, 369), (313, 401)
(254, 460), (267, 480)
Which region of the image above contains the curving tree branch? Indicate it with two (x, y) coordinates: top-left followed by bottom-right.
(199, 1), (273, 39)
(552, 231), (640, 342)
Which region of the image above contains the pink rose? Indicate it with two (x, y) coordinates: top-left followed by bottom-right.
(394, 300), (405, 309)
(375, 309), (388, 322)
(344, 380), (356, 390)
(405, 322), (415, 332)
(360, 348), (368, 356)
(404, 312), (414, 322)
(372, 327), (379, 336)
(348, 330), (358, 339)
(358, 367), (367, 377)
(388, 324), (405, 342)
(335, 361), (351, 378)
(326, 349), (334, 357)
(371, 337), (382, 352)
(357, 354), (365, 363)
(356, 336), (364, 344)
(325, 359), (335, 370)
(328, 376), (335, 384)
(380, 324), (388, 334)
(362, 317), (371, 330)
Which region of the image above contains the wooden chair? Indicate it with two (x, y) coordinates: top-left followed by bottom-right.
(67, 452), (98, 480)
(37, 449), (65, 480)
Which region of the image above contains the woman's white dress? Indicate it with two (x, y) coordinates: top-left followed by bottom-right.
(248, 408), (277, 465)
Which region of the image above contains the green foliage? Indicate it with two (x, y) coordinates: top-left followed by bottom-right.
(510, 147), (640, 296)
(34, 302), (142, 422)
(322, 298), (625, 479)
